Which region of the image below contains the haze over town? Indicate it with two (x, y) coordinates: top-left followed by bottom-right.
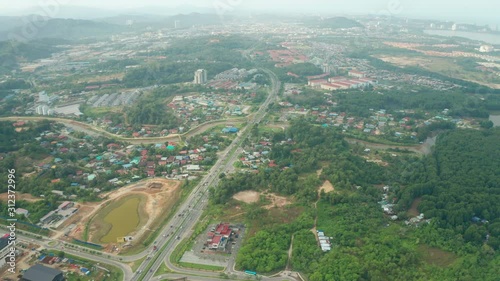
(1, 0), (499, 26)
(1, 1), (500, 281)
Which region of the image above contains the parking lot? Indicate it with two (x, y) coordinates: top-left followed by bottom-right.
(180, 223), (245, 268)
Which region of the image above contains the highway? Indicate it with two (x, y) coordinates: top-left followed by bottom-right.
(6, 70), (297, 281)
(136, 69), (293, 281)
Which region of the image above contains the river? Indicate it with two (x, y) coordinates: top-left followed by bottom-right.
(424, 30), (500, 45)
(489, 115), (500, 127)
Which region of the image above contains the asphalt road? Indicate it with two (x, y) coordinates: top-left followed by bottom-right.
(14, 233), (134, 280)
(5, 70), (296, 281)
(137, 69), (290, 281)
(0, 116), (245, 145)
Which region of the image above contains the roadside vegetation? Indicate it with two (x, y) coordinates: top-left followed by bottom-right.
(209, 118), (500, 280)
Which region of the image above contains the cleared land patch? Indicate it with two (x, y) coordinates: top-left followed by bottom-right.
(87, 194), (148, 244)
(233, 191), (291, 209)
(70, 178), (182, 252)
(418, 244), (457, 267)
(100, 196), (144, 243)
(233, 191), (260, 204)
(319, 180), (335, 194)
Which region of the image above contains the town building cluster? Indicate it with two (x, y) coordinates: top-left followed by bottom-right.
(317, 230), (332, 252)
(308, 70), (377, 91)
(206, 223), (233, 251)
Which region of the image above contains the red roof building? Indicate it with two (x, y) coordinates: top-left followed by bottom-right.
(209, 235), (222, 249)
(147, 169), (155, 177)
(215, 223), (232, 237)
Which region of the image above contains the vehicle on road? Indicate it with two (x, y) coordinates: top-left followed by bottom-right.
(245, 270), (257, 276)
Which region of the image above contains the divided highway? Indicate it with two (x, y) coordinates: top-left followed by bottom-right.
(6, 70), (298, 281)
(136, 69), (294, 281)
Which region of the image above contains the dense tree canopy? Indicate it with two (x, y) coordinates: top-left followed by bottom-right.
(126, 96), (179, 127)
(214, 119), (500, 280)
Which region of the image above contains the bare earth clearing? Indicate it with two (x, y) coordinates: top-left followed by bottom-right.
(319, 180), (335, 194)
(233, 191), (291, 209)
(62, 178), (181, 251)
(232, 190), (260, 203)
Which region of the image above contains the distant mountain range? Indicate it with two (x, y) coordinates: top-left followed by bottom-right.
(0, 13), (231, 41)
(3, 5), (215, 20)
(98, 13), (232, 28)
(0, 17), (126, 41)
(304, 16), (364, 29)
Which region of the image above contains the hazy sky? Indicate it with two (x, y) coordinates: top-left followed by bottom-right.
(0, 0), (498, 25)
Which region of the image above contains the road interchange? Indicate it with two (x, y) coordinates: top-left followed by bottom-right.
(7, 70), (301, 281)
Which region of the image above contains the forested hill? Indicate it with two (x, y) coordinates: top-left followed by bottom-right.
(398, 128), (500, 249)
(398, 129), (500, 246)
(0, 18), (126, 41)
(211, 119), (500, 280)
(0, 40), (60, 74)
(434, 129), (500, 190)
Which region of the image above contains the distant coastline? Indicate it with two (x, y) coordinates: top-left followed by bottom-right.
(424, 30), (500, 45)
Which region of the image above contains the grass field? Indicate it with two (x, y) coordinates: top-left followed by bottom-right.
(178, 262), (225, 271)
(121, 179), (195, 255)
(130, 255), (146, 272)
(82, 106), (122, 118)
(101, 197), (142, 243)
(418, 244), (457, 267)
(154, 262), (172, 276)
(208, 198), (302, 238)
(88, 194), (148, 244)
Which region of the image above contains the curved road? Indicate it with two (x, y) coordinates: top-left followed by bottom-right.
(7, 70), (298, 281)
(0, 116), (245, 145)
(136, 69), (298, 281)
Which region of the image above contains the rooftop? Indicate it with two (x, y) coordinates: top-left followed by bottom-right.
(22, 264), (64, 281)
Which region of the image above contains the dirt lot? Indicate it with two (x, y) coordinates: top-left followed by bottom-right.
(319, 180), (335, 194)
(67, 178), (182, 251)
(233, 191), (260, 204)
(232, 191), (291, 209)
(264, 193), (291, 209)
